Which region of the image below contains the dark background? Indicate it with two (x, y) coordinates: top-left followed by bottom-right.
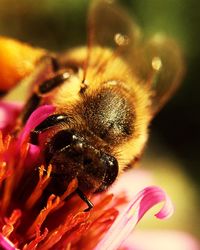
(0, 0), (199, 234)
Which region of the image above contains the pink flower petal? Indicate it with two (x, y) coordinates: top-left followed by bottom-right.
(0, 234), (18, 250)
(110, 169), (154, 200)
(94, 186), (174, 250)
(24, 144), (41, 166)
(122, 230), (200, 250)
(18, 104), (55, 146)
(16, 105), (55, 165)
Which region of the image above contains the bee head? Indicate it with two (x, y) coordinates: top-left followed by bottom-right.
(44, 129), (119, 194)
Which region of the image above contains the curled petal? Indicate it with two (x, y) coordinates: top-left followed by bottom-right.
(94, 186), (174, 250)
(18, 104), (55, 145)
(135, 186), (174, 220)
(16, 105), (55, 163)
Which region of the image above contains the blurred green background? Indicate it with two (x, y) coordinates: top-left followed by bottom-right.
(0, 0), (199, 240)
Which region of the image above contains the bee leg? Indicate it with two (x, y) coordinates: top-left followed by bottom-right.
(21, 72), (70, 125)
(38, 72), (70, 94)
(19, 54), (66, 123)
(76, 188), (94, 212)
(30, 114), (69, 145)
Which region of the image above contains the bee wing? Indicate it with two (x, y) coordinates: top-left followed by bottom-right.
(86, 0), (141, 59)
(136, 35), (185, 116)
(82, 0), (146, 86)
(82, 0), (142, 82)
(86, 0), (184, 116)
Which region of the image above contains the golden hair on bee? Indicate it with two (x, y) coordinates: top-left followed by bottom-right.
(0, 0), (184, 209)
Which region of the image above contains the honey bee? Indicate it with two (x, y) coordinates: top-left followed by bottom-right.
(0, 0), (184, 210)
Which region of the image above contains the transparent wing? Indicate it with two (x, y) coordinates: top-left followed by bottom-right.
(80, 0), (142, 81)
(88, 0), (141, 50)
(85, 0), (184, 115)
(136, 34), (185, 115)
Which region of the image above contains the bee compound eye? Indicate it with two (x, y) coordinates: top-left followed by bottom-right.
(46, 129), (78, 152)
(44, 129), (80, 164)
(95, 153), (119, 193)
(103, 154), (119, 184)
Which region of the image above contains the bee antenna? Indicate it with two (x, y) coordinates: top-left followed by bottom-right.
(76, 188), (94, 212)
(82, 1), (95, 83)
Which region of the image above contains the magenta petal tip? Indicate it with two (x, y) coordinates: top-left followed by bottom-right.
(18, 104), (55, 145)
(94, 185), (174, 250)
